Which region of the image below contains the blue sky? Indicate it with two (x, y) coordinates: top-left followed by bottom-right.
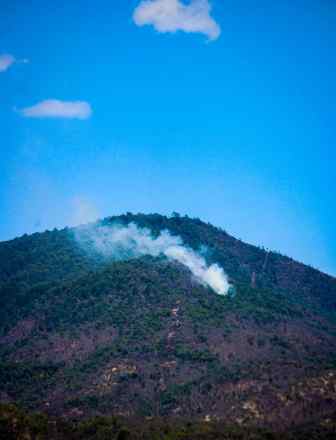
(1, 0), (335, 275)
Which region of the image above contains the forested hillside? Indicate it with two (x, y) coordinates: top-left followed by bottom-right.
(0, 213), (336, 434)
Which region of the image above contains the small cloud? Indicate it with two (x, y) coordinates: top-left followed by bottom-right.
(0, 54), (16, 72)
(19, 99), (92, 120)
(133, 0), (221, 41)
(0, 54), (28, 72)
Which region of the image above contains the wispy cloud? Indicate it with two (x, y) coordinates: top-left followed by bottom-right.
(133, 0), (221, 41)
(70, 196), (100, 226)
(0, 54), (16, 72)
(19, 99), (92, 120)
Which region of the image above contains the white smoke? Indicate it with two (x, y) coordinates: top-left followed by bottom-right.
(75, 222), (230, 295)
(70, 196), (100, 227)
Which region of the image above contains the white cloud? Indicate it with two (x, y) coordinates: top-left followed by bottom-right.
(133, 0), (221, 41)
(20, 99), (92, 119)
(0, 54), (16, 72)
(0, 54), (29, 72)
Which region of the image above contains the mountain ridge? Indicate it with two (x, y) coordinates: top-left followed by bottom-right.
(0, 213), (336, 431)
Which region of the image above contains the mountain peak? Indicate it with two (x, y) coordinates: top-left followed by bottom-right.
(0, 213), (335, 431)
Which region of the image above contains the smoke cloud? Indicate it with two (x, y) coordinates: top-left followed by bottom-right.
(75, 222), (230, 295)
(70, 196), (100, 227)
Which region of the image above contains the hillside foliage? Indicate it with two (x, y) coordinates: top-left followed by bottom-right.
(0, 213), (336, 433)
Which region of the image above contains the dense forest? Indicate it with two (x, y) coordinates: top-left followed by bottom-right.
(1, 403), (335, 440)
(0, 213), (336, 436)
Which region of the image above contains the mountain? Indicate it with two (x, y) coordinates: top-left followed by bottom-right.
(0, 213), (336, 435)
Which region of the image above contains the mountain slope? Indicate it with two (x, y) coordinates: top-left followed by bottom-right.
(0, 213), (336, 430)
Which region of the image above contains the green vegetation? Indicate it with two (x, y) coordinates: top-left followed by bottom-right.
(0, 213), (336, 431)
(1, 404), (335, 440)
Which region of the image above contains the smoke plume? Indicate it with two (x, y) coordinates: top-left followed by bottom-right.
(75, 222), (230, 295)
